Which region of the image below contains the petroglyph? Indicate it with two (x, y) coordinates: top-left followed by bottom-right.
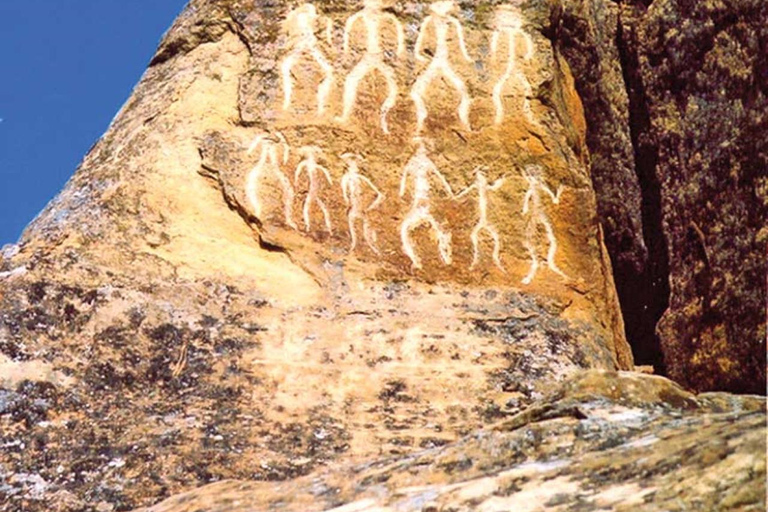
(339, 0), (405, 134)
(456, 166), (506, 271)
(340, 153), (385, 254)
(411, 1), (472, 133)
(399, 139), (454, 269)
(295, 146), (333, 234)
(491, 4), (535, 124)
(281, 3), (335, 115)
(521, 165), (567, 284)
(245, 132), (297, 229)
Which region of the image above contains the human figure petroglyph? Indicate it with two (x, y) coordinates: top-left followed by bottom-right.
(295, 146), (333, 234)
(399, 139), (454, 269)
(411, 0), (473, 133)
(521, 164), (567, 284)
(339, 0), (405, 134)
(245, 132), (297, 229)
(340, 153), (385, 254)
(456, 166), (506, 271)
(491, 4), (535, 125)
(281, 3), (335, 115)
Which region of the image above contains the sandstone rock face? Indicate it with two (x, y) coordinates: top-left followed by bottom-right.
(556, 0), (767, 393)
(133, 371), (766, 512)
(0, 1), (763, 511)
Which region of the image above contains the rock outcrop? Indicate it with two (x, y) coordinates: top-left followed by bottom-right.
(0, 0), (764, 511)
(557, 0), (767, 392)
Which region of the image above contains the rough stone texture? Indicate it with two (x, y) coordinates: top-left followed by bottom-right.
(132, 370), (766, 512)
(0, 0), (763, 511)
(555, 0), (766, 392)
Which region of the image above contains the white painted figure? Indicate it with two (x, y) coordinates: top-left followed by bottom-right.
(295, 146), (334, 234)
(520, 164), (567, 284)
(456, 166), (506, 271)
(281, 3), (335, 115)
(411, 0), (473, 133)
(340, 153), (385, 254)
(245, 132), (297, 229)
(339, 0), (405, 134)
(491, 4), (535, 125)
(399, 138), (454, 269)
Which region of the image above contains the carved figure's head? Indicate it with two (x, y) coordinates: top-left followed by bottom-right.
(494, 5), (523, 30)
(523, 164), (543, 181)
(363, 0), (386, 9)
(341, 153), (363, 169)
(474, 165), (489, 182)
(299, 145), (324, 159)
(430, 0), (457, 16)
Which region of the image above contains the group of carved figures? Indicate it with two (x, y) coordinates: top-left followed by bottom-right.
(281, 0), (535, 133)
(246, 133), (568, 284)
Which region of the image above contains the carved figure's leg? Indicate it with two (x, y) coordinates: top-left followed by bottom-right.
(276, 170), (297, 229)
(543, 218), (567, 279)
(425, 214), (452, 265)
(493, 71), (511, 125)
(400, 212), (424, 270)
(339, 60), (369, 123)
(410, 65), (435, 134)
(313, 49), (335, 116)
(515, 70), (534, 122)
(469, 223), (482, 269)
(442, 64), (471, 130)
(363, 216), (380, 255)
(246, 167), (263, 218)
(522, 221), (538, 284)
(348, 212), (359, 252)
(488, 225), (504, 271)
(281, 53), (299, 111)
(303, 196), (312, 232)
(377, 62), (399, 134)
(317, 198), (333, 234)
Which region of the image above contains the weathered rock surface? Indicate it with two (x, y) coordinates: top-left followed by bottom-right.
(0, 0), (763, 511)
(556, 0), (767, 392)
(132, 370), (766, 512)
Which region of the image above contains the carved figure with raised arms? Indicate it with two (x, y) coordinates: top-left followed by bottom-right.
(491, 3), (535, 124)
(399, 138), (454, 269)
(281, 3), (335, 115)
(456, 166), (506, 270)
(410, 0), (473, 133)
(340, 153), (385, 254)
(520, 164), (567, 284)
(295, 146), (334, 234)
(245, 132), (297, 229)
(339, 0), (405, 134)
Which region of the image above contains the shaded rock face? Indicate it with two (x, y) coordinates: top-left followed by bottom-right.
(134, 371), (766, 512)
(556, 0), (767, 393)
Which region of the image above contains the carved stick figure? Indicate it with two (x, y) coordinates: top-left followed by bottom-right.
(295, 146), (333, 234)
(245, 132), (297, 229)
(339, 0), (405, 134)
(491, 5), (534, 125)
(411, 0), (473, 133)
(399, 139), (454, 269)
(340, 153), (385, 254)
(281, 3), (335, 115)
(521, 165), (567, 284)
(456, 166), (506, 271)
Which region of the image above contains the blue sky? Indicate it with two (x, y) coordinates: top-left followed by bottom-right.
(0, 1), (188, 245)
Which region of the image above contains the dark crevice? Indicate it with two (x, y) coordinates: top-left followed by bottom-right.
(615, 9), (670, 374)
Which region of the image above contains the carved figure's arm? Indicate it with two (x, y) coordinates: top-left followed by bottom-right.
(341, 174), (350, 205)
(489, 177), (506, 191)
(522, 188), (533, 214)
(387, 14), (406, 57)
(414, 16), (432, 63)
(362, 176), (385, 211)
(521, 31), (534, 61)
(543, 183), (561, 204)
(319, 165), (333, 185)
(276, 132), (290, 163)
(323, 16), (333, 44)
(455, 183), (476, 200)
(343, 13), (362, 53)
(452, 17), (472, 62)
(399, 165), (411, 197)
(247, 134), (266, 155)
(433, 165), (455, 198)
(491, 30), (500, 60)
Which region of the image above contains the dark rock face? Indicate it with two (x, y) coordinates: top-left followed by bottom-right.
(557, 0), (766, 393)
